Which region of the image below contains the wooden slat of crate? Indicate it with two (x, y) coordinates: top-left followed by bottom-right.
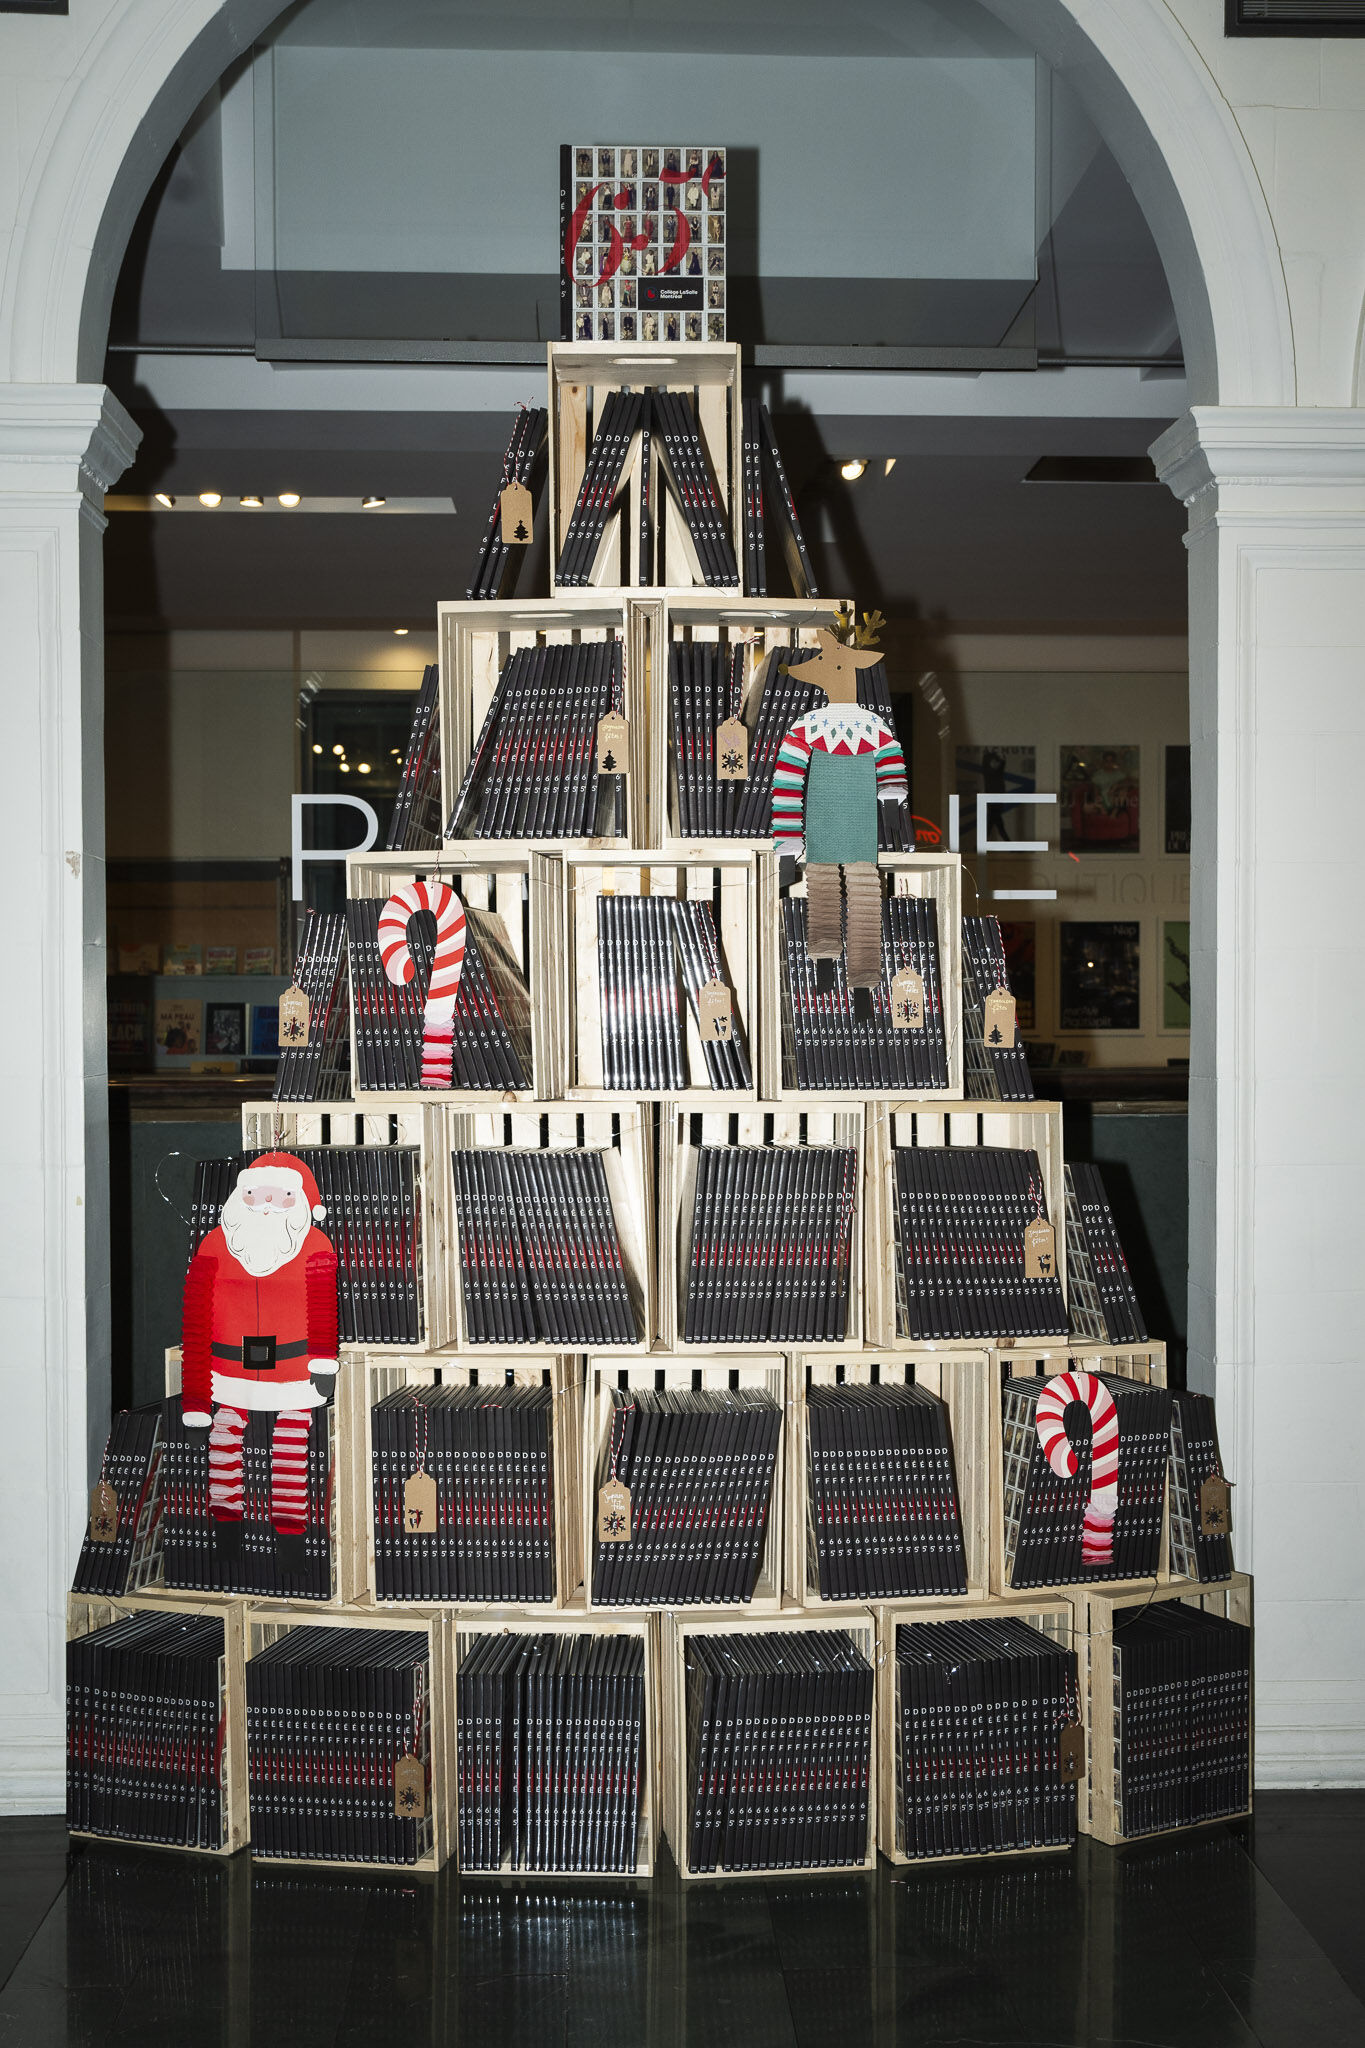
(240, 1100), (453, 1353)
(582, 1354), (785, 1614)
(786, 1352), (991, 1609)
(988, 1345), (1173, 1599)
(1068, 1573), (1253, 1848)
(658, 1605), (878, 1880)
(657, 1103), (865, 1353)
(768, 851), (965, 1103)
(652, 598), (849, 853)
(437, 597), (639, 856)
(67, 1590), (250, 1856)
(442, 1102), (654, 1353)
(865, 1100), (1067, 1350)
(452, 1607), (657, 1878)
(344, 1351), (584, 1612)
(562, 849), (758, 1102)
(345, 850), (560, 1105)
(547, 343), (741, 596)
(873, 1592), (1076, 1866)
(244, 1604), (455, 1874)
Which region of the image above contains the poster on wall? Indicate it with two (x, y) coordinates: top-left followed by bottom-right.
(154, 998), (202, 1057)
(1162, 920), (1191, 1028)
(561, 145), (725, 343)
(999, 920), (1036, 1030)
(1165, 744), (1191, 854)
(954, 745), (1036, 848)
(1059, 745), (1140, 854)
(1059, 922), (1140, 1030)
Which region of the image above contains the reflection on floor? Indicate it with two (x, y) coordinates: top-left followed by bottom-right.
(0, 1797), (1362, 2047)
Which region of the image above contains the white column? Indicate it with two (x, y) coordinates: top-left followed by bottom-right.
(0, 386), (138, 1811)
(1155, 407), (1365, 1787)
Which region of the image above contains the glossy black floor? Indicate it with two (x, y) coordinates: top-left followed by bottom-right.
(0, 1798), (1361, 2047)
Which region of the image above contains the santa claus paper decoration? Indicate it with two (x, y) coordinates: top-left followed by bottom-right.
(180, 1151), (338, 1575)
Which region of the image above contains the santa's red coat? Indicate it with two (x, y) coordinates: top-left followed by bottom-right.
(181, 1223), (338, 1417)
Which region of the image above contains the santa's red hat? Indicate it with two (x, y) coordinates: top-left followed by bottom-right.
(236, 1151), (326, 1222)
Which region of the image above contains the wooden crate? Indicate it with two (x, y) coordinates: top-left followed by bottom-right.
(657, 1104), (865, 1353)
(1068, 1573), (1254, 1847)
(162, 1346), (358, 1609)
(452, 1608), (657, 1878)
(864, 1101), (1067, 1350)
(786, 1351), (991, 1609)
(582, 1354), (786, 1614)
(245, 1604), (455, 1874)
(442, 1102), (654, 1353)
(873, 1592), (1077, 1867)
(345, 850), (564, 1105)
(658, 1606), (878, 1880)
(67, 1590), (250, 1856)
(766, 851), (964, 1103)
(437, 596), (642, 854)
(548, 342), (741, 595)
(652, 596), (848, 852)
(990, 1345), (1173, 1598)
(342, 1351), (584, 1611)
(241, 1100), (453, 1352)
(561, 849), (759, 1102)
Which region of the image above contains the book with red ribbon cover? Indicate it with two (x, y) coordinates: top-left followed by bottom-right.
(560, 144), (725, 344)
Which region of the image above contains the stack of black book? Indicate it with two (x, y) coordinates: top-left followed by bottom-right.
(347, 897), (531, 1092)
(684, 1628), (873, 1871)
(894, 1618), (1081, 1857)
(456, 1631), (646, 1872)
(451, 1147), (639, 1345)
(72, 1406), (164, 1596)
(668, 641), (915, 847)
(273, 913), (352, 1103)
(804, 1381), (967, 1599)
(445, 642), (628, 842)
(1112, 1604), (1252, 1835)
(246, 1626), (433, 1864)
(1065, 1163), (1147, 1342)
(67, 1612), (227, 1848)
(653, 391), (740, 586)
(892, 1147), (1069, 1339)
(591, 1387), (780, 1606)
(160, 1396), (333, 1599)
(780, 894), (949, 1091)
(1000, 1374), (1172, 1586)
(556, 390), (647, 586)
(1168, 1391), (1233, 1582)
(961, 919), (1034, 1103)
(371, 1381), (557, 1604)
(741, 398), (819, 598)
(683, 1143), (857, 1344)
(598, 892), (752, 1091)
(384, 665), (443, 851)
(468, 406), (548, 600)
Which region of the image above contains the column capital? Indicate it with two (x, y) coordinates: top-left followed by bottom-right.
(1153, 406), (1365, 518)
(0, 383), (140, 503)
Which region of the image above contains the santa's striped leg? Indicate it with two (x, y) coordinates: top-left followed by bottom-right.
(207, 1405), (248, 1522)
(270, 1409), (313, 1537)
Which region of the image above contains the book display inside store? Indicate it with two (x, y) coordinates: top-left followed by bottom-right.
(71, 337), (1246, 1877)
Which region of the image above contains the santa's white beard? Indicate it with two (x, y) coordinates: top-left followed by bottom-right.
(221, 1187), (310, 1276)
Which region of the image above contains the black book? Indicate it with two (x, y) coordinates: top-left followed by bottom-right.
(1168, 1389), (1233, 1583)
(468, 407), (549, 601)
(385, 664), (443, 852)
(72, 1406), (164, 1597)
(273, 913), (351, 1104)
(961, 917), (1035, 1102)
(67, 1613), (226, 1849)
(756, 404), (818, 598)
(1065, 1161), (1147, 1342)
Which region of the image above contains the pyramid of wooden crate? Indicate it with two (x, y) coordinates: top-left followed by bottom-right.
(71, 341), (1250, 1877)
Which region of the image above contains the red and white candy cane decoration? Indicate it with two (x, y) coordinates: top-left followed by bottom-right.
(378, 880), (466, 1088)
(1036, 1371), (1119, 1567)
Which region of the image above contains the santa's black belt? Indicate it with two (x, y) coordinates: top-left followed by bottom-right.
(211, 1340), (307, 1363)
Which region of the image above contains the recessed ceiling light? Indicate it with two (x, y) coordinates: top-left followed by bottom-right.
(312, 743), (323, 755)
(240, 494), (264, 508)
(278, 492), (301, 508)
(357, 762), (371, 774)
(883, 458), (897, 478)
(839, 459), (866, 482)
(393, 627), (410, 636)
(362, 495), (386, 510)
(154, 492), (175, 509)
(339, 761), (351, 772)
(332, 744), (344, 757)
(198, 491), (222, 507)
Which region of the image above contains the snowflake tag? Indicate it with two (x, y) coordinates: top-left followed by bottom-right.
(278, 984), (310, 1047)
(89, 1481), (119, 1544)
(715, 716), (748, 782)
(598, 1479), (632, 1543)
(393, 1755), (426, 1819)
(889, 967), (925, 1031)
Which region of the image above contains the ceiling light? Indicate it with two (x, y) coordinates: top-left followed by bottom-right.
(198, 492), (222, 508)
(312, 743), (323, 755)
(840, 459), (867, 482)
(393, 627), (409, 636)
(332, 744), (344, 757)
(357, 762), (371, 774)
(883, 458), (897, 478)
(339, 761), (351, 773)
(240, 494), (263, 508)
(277, 492), (301, 508)
(154, 492), (175, 509)
(362, 495), (386, 510)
